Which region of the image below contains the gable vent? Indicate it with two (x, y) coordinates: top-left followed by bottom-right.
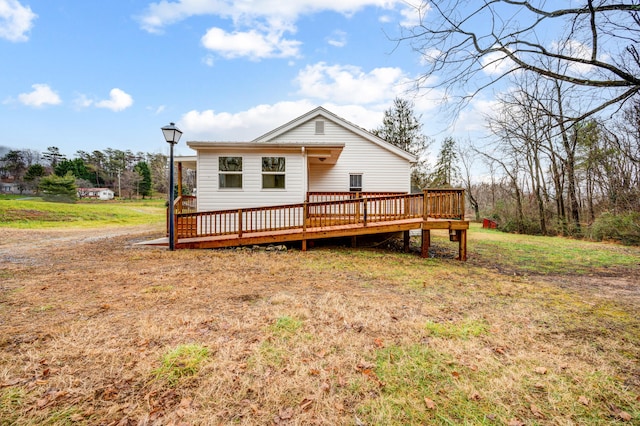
(315, 120), (325, 135)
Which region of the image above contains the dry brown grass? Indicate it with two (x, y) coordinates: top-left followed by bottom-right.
(1, 225), (638, 425)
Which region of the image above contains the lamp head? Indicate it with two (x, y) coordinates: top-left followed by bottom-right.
(162, 122), (183, 144)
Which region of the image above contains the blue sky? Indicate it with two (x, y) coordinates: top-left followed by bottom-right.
(1, 0), (493, 158)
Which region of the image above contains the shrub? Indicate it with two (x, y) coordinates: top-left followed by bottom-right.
(39, 172), (77, 203)
(588, 211), (640, 246)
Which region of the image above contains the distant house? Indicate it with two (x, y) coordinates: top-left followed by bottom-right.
(179, 106), (416, 212)
(1, 177), (25, 194)
(77, 188), (114, 200)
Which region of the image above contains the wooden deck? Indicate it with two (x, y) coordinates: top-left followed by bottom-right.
(157, 189), (469, 260)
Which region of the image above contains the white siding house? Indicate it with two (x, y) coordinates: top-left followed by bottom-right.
(182, 107), (416, 212)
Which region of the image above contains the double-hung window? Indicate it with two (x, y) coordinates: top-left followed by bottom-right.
(219, 156), (243, 189)
(262, 157), (285, 189)
(349, 173), (362, 192)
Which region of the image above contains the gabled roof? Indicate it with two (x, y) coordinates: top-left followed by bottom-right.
(252, 106), (416, 162)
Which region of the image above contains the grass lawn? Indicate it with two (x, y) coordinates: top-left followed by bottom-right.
(0, 196), (165, 228)
(0, 206), (638, 425)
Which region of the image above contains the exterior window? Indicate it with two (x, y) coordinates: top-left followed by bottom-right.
(262, 157), (285, 189)
(219, 156), (243, 189)
(349, 173), (362, 192)
(315, 120), (324, 135)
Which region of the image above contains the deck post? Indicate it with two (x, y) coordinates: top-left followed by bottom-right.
(404, 230), (410, 253)
(421, 229), (430, 258)
(177, 162), (183, 199)
(458, 229), (467, 261)
(238, 209), (243, 237)
(363, 200), (368, 226)
(302, 202), (307, 251)
(173, 214), (179, 248)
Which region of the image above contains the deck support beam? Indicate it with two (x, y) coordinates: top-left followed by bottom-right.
(421, 229), (430, 258)
(458, 230), (467, 261)
(404, 230), (410, 253)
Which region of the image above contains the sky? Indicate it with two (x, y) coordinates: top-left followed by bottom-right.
(0, 0), (495, 159)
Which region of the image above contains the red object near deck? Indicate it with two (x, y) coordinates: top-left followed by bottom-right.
(482, 219), (497, 229)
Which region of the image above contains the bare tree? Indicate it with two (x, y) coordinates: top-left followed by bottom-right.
(459, 142), (481, 220)
(401, 1), (640, 122)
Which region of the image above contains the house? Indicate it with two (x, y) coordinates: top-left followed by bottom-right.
(178, 107), (416, 212)
(77, 187), (115, 200)
(165, 107), (468, 260)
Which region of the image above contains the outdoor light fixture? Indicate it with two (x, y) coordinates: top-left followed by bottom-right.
(162, 122), (183, 251)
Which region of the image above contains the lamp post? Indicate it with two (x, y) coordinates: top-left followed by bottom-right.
(162, 122), (183, 250)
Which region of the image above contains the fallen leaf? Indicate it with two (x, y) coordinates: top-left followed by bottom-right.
(451, 371), (460, 378)
(309, 369), (320, 376)
(279, 407), (293, 420)
(530, 403), (544, 418)
(300, 398), (314, 411)
(534, 366), (547, 375)
(618, 411), (632, 421)
(178, 397), (192, 409)
(578, 395), (590, 406)
(69, 414), (84, 422)
(424, 397), (436, 410)
(507, 419), (525, 426)
(468, 391), (481, 401)
(373, 338), (384, 348)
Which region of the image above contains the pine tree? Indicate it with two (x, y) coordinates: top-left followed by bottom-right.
(430, 137), (460, 187)
(134, 161), (152, 198)
(372, 97), (431, 191)
(39, 172), (77, 203)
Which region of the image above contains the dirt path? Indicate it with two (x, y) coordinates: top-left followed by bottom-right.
(0, 224), (162, 264)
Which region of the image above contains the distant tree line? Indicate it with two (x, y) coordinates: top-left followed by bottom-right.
(373, 96), (639, 245)
(0, 146), (172, 201)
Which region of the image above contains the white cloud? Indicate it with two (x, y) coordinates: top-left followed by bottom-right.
(453, 97), (499, 133)
(95, 88), (134, 112)
(202, 54), (215, 67)
(295, 62), (411, 104)
(73, 94), (93, 109)
(327, 30), (347, 47)
(181, 101), (316, 140)
(480, 49), (515, 77)
(139, 1), (401, 60)
(201, 27), (301, 59)
(139, 0), (401, 33)
(180, 100), (393, 141)
(18, 84), (61, 107)
(550, 39), (606, 76)
(399, 1), (429, 28)
(0, 0), (37, 42)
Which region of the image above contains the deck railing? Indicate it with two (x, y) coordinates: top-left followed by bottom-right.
(307, 191), (406, 203)
(175, 195), (197, 214)
(172, 189), (464, 239)
(424, 188), (465, 220)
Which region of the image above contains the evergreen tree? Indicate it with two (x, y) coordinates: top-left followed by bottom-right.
(55, 158), (93, 181)
(430, 137), (461, 187)
(42, 146), (66, 170)
(134, 161), (152, 198)
(39, 172), (77, 203)
(372, 97), (431, 191)
(23, 164), (46, 194)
